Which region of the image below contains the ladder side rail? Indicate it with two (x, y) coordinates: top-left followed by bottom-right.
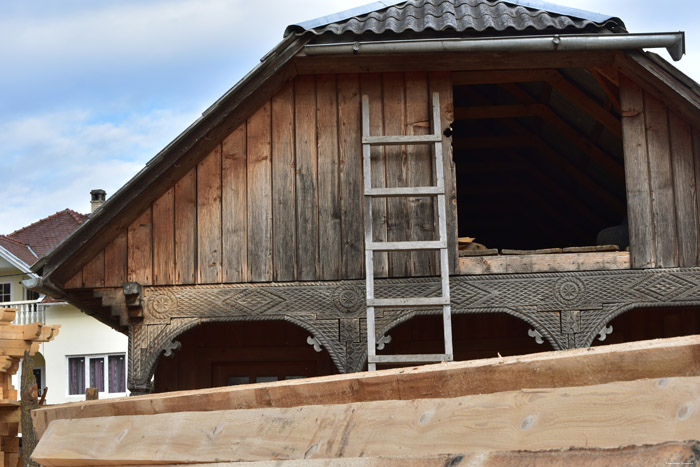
(362, 95), (378, 371)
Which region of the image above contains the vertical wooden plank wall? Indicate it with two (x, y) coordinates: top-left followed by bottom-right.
(620, 75), (700, 268)
(64, 72), (458, 289)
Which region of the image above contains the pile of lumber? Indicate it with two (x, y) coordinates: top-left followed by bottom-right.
(31, 335), (700, 466)
(0, 308), (59, 467)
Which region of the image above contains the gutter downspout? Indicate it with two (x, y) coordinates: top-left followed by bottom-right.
(303, 32), (685, 62)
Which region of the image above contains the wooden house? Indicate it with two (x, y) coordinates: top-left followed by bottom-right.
(27, 0), (700, 395)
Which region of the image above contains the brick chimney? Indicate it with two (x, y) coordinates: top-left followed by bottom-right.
(90, 189), (106, 213)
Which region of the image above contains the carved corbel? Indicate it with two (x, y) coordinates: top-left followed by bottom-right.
(123, 282), (144, 319)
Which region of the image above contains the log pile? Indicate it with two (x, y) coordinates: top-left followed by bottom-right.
(0, 309), (59, 467)
(31, 335), (700, 466)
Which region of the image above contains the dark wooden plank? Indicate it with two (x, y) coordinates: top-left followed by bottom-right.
(694, 127), (700, 265)
(338, 73), (364, 279)
(669, 112), (699, 267)
(405, 71), (436, 277)
(104, 231), (127, 288)
(360, 73), (388, 278)
(247, 102), (273, 281)
(644, 91), (679, 267)
(221, 124), (248, 282)
(127, 208), (153, 285)
(82, 250), (104, 288)
(429, 71), (458, 273)
(222, 124), (248, 283)
(197, 145), (223, 283)
(270, 83), (296, 282)
(383, 72), (410, 277)
(316, 74), (341, 280)
(619, 75), (655, 268)
(152, 188), (175, 285)
(174, 168), (197, 285)
(294, 75), (319, 281)
(63, 271), (82, 289)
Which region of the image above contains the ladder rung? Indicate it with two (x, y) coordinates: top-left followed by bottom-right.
(369, 354), (454, 364)
(362, 135), (441, 146)
(367, 241), (445, 251)
(365, 187), (444, 197)
(368, 297), (449, 307)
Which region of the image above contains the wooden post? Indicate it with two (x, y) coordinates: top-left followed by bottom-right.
(20, 350), (39, 467)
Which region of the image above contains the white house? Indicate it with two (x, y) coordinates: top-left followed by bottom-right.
(0, 201), (128, 403)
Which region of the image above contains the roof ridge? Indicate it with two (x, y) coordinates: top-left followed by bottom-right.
(8, 208), (87, 238)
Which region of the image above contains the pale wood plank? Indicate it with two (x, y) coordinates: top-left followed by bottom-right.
(270, 83), (296, 281)
(383, 72), (410, 277)
(317, 74), (342, 280)
(222, 124), (248, 283)
(669, 112), (699, 267)
(197, 145), (223, 283)
(338, 74), (364, 279)
(619, 75), (655, 268)
(31, 375), (700, 464)
(458, 251), (630, 275)
(127, 208), (152, 285)
(360, 73), (388, 278)
(81, 250), (104, 288)
(247, 102), (273, 281)
(174, 168), (197, 285)
(429, 71), (458, 273)
(152, 188), (175, 285)
(295, 75), (319, 280)
(405, 71), (437, 277)
(644, 91), (679, 267)
(32, 334), (699, 441)
(103, 231), (127, 288)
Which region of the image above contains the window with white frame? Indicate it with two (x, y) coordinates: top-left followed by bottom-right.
(67, 354), (126, 395)
(0, 283), (10, 302)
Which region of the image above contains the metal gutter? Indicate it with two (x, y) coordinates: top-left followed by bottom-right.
(303, 32), (685, 61)
(0, 245), (35, 276)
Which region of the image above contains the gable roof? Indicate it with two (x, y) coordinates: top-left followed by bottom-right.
(31, 0), (695, 289)
(1, 209), (88, 269)
(287, 0), (625, 37)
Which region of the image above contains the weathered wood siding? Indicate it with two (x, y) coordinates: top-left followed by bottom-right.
(621, 75), (700, 268)
(64, 72), (457, 288)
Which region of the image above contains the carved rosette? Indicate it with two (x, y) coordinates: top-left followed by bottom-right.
(145, 289), (177, 321)
(332, 285), (364, 316)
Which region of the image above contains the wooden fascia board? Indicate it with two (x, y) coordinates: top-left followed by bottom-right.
(615, 51), (700, 130)
(35, 36), (309, 287)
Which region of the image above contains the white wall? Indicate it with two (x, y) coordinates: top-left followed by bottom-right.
(40, 304), (128, 404)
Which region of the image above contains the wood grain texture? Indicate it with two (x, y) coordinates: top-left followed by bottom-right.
(317, 74), (342, 280)
(338, 74), (364, 279)
(694, 128), (700, 263)
(271, 83), (296, 282)
(458, 251), (630, 274)
(63, 271), (82, 290)
(81, 250), (104, 288)
(103, 231), (127, 288)
(222, 124), (248, 283)
(197, 145), (223, 283)
(620, 75), (655, 268)
(383, 73), (410, 277)
(429, 71), (458, 273)
(669, 112), (699, 267)
(152, 188), (175, 285)
(247, 102), (273, 281)
(127, 208), (152, 285)
(644, 91), (679, 267)
(33, 334), (700, 442)
(405, 71), (436, 277)
(174, 168), (197, 285)
(32, 375), (700, 464)
(294, 75), (319, 280)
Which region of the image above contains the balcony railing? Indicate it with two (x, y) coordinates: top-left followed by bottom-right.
(0, 300), (46, 325)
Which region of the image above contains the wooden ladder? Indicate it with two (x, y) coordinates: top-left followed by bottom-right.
(361, 92), (453, 371)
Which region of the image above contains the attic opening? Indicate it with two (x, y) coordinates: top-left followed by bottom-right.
(451, 68), (626, 252)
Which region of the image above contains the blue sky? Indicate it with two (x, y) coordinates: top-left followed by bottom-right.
(1, 0), (699, 234)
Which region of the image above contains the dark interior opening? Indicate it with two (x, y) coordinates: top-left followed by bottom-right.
(591, 306), (700, 346)
(452, 68), (626, 251)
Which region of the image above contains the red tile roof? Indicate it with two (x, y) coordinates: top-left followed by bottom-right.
(2, 209), (88, 267)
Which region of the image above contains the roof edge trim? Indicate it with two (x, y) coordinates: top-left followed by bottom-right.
(0, 245), (35, 275)
(285, 0), (405, 36)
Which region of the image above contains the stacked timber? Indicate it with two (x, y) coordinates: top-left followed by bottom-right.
(32, 335), (700, 466)
(0, 309), (59, 467)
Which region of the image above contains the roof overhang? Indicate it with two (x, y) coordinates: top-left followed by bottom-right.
(0, 245), (34, 276)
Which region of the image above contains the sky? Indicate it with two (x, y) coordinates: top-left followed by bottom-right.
(1, 0), (699, 234)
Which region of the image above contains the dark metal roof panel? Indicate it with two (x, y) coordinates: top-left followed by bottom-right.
(287, 0), (625, 37)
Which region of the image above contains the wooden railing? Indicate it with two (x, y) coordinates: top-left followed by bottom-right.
(0, 300), (45, 325)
